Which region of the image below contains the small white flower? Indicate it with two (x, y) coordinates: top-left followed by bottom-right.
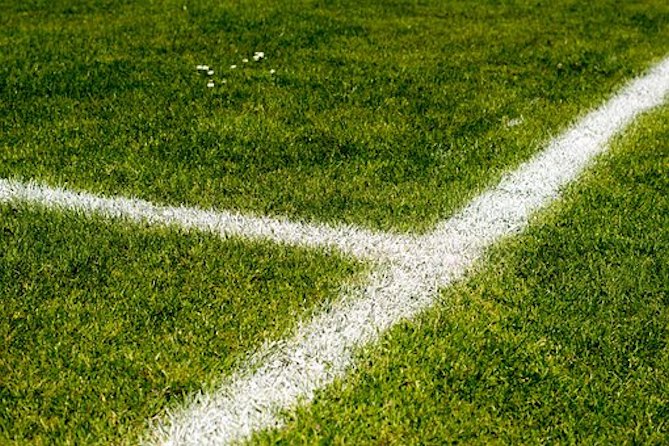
(506, 117), (524, 127)
(207, 80), (215, 88)
(230, 64), (237, 69)
(207, 70), (214, 75)
(269, 69), (276, 75)
(242, 58), (249, 63)
(253, 51), (265, 61)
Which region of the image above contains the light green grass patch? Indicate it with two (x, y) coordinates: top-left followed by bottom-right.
(254, 106), (669, 443)
(0, 207), (359, 444)
(1, 0), (668, 231)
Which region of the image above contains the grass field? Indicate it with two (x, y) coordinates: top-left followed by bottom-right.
(0, 208), (358, 443)
(1, 0), (668, 444)
(2, 0), (669, 232)
(256, 104), (669, 445)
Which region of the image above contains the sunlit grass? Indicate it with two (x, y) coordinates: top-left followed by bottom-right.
(1, 1), (668, 443)
(0, 207), (358, 444)
(1, 0), (668, 231)
(256, 105), (669, 444)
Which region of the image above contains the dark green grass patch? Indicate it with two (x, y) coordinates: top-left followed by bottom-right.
(254, 107), (669, 443)
(1, 0), (668, 231)
(0, 208), (358, 444)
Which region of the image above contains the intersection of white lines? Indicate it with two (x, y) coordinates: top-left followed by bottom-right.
(1, 56), (668, 445)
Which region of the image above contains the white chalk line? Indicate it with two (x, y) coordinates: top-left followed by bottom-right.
(0, 179), (414, 262)
(1, 56), (668, 445)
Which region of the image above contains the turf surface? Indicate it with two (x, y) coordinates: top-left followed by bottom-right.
(1, 1), (668, 444)
(1, 0), (668, 231)
(0, 209), (358, 444)
(254, 105), (669, 444)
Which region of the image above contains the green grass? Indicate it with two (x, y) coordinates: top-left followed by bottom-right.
(254, 105), (669, 444)
(1, 0), (668, 231)
(0, 208), (358, 444)
(1, 1), (668, 444)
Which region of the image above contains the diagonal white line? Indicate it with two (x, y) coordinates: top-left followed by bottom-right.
(1, 56), (668, 445)
(421, 54), (669, 283)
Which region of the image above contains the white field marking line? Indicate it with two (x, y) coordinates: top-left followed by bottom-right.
(147, 56), (669, 445)
(0, 179), (412, 262)
(0, 56), (666, 444)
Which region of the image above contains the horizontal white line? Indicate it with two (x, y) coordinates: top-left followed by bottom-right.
(0, 179), (412, 261)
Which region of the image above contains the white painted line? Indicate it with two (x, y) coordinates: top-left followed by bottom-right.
(148, 56), (669, 445)
(1, 56), (668, 445)
(0, 179), (412, 262)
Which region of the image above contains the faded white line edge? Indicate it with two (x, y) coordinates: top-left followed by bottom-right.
(149, 56), (669, 445)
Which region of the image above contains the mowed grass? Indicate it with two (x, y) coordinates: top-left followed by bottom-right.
(254, 106), (669, 443)
(0, 209), (358, 444)
(1, 1), (668, 444)
(1, 0), (668, 231)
